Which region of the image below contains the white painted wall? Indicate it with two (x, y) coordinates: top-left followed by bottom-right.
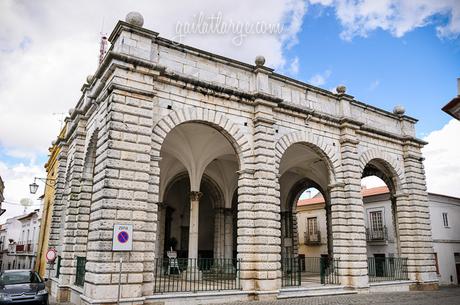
(429, 193), (460, 285)
(296, 191), (460, 286)
(0, 210), (41, 271)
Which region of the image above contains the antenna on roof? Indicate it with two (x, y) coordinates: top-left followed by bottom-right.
(52, 112), (65, 129)
(99, 18), (108, 65)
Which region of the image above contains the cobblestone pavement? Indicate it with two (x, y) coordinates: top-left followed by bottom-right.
(225, 287), (460, 305)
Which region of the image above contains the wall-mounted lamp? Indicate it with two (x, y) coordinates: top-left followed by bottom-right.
(29, 177), (56, 194)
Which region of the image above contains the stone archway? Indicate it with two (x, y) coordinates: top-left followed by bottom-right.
(276, 131), (340, 286)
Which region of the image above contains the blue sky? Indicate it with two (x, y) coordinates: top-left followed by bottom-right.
(0, 0), (459, 221)
(286, 5), (459, 136)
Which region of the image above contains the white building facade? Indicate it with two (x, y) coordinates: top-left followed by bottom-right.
(46, 12), (438, 305)
(297, 187), (460, 286)
(0, 210), (41, 271)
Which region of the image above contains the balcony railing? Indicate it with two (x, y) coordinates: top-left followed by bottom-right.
(14, 241), (33, 253)
(304, 231), (321, 245)
(153, 258), (241, 293)
(368, 257), (408, 282)
(366, 226), (388, 242)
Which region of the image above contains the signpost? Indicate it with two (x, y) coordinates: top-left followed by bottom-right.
(112, 224), (133, 305)
(45, 248), (57, 282)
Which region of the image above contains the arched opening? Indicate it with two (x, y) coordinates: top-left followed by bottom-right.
(361, 158), (404, 282)
(161, 173), (225, 259)
(154, 122), (240, 291)
(279, 142), (334, 287)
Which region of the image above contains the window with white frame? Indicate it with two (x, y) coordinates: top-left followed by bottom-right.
(307, 217), (318, 236)
(442, 212), (449, 227)
(369, 210), (384, 232)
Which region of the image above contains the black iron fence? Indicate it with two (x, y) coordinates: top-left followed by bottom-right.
(282, 256), (340, 287)
(319, 257), (340, 285)
(281, 257), (301, 286)
(75, 257), (86, 287)
(368, 257), (408, 282)
(153, 258), (240, 293)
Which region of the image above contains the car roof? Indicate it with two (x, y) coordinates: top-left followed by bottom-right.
(2, 269), (35, 273)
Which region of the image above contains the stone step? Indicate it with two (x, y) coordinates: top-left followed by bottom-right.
(278, 286), (357, 299)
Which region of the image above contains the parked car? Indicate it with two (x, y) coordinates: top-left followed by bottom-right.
(0, 270), (48, 305)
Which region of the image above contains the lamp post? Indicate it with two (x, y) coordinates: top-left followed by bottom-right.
(29, 177), (56, 194)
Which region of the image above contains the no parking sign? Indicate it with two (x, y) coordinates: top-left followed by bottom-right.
(112, 224), (133, 251)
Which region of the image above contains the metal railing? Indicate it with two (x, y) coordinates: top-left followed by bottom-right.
(366, 226), (388, 241)
(282, 257), (301, 286)
(75, 257), (86, 287)
(282, 257), (340, 287)
(368, 257), (408, 282)
(304, 231), (321, 245)
(153, 258), (240, 293)
(320, 257), (340, 285)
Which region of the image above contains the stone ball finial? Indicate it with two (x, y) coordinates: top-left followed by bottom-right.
(68, 108), (74, 115)
(51, 140), (56, 146)
(393, 105), (405, 116)
(86, 74), (94, 84)
(336, 85), (347, 94)
(255, 55), (265, 67)
(125, 11), (144, 27)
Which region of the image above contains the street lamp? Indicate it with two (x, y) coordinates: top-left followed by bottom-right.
(29, 177), (56, 194)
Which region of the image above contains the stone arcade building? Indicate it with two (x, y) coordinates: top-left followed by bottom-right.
(47, 12), (438, 305)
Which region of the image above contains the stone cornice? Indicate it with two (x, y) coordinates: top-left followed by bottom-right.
(108, 20), (159, 43)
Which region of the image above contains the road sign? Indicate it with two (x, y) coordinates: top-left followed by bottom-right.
(46, 248), (57, 263)
(112, 224), (133, 251)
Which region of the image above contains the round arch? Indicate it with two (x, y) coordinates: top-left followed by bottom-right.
(358, 149), (405, 194)
(151, 107), (252, 171)
(275, 131), (340, 184)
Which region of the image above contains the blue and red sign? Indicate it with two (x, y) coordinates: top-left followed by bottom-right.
(113, 224), (133, 251)
(117, 231), (129, 244)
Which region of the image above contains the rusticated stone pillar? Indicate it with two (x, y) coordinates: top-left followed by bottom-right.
(83, 87), (157, 302)
(333, 122), (369, 289)
(237, 98), (282, 295)
(398, 142), (438, 288)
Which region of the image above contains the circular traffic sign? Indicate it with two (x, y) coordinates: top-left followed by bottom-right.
(117, 231), (129, 244)
(46, 248), (57, 262)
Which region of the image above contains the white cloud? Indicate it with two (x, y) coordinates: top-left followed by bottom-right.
(0, 0), (307, 157)
(369, 79), (380, 91)
(423, 119), (460, 198)
(310, 0), (460, 40)
(0, 1), (308, 219)
(0, 160), (44, 223)
(289, 56), (300, 75)
(308, 69), (332, 86)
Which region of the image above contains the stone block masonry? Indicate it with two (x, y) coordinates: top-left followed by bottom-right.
(46, 11), (438, 305)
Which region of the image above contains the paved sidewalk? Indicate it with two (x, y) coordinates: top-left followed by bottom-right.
(224, 287), (460, 305)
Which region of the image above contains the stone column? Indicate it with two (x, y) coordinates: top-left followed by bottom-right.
(182, 191), (202, 280)
(224, 208), (233, 260)
(398, 143), (438, 288)
(213, 208), (224, 259)
(334, 122), (369, 289)
(188, 191), (202, 260)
